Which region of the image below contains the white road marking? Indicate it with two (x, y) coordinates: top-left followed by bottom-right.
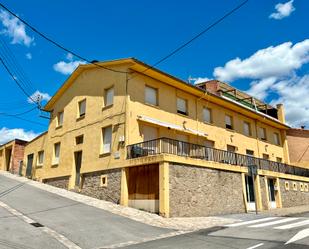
(275, 219), (309, 230)
(246, 243), (264, 249)
(0, 200), (81, 249)
(249, 218), (299, 228)
(285, 228), (309, 245)
(225, 217), (278, 227)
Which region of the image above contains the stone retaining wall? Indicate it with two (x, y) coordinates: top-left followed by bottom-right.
(169, 164), (246, 217)
(44, 176), (70, 189)
(280, 179), (309, 207)
(80, 169), (121, 204)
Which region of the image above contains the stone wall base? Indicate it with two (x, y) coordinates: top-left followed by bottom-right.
(44, 176), (70, 189)
(169, 164), (246, 217)
(280, 179), (309, 207)
(80, 169), (121, 204)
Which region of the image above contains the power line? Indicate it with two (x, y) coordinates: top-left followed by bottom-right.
(0, 2), (128, 75)
(129, 0), (249, 80)
(0, 57), (37, 104)
(0, 37), (36, 94)
(0, 112), (46, 127)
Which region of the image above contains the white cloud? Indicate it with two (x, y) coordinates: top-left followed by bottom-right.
(189, 77), (211, 84)
(28, 90), (51, 103)
(269, 0), (295, 20)
(53, 53), (85, 75)
(0, 127), (38, 145)
(26, 52), (32, 60)
(246, 77), (277, 100)
(213, 39), (309, 82)
(0, 10), (34, 47)
(269, 75), (309, 127)
(66, 53), (74, 61)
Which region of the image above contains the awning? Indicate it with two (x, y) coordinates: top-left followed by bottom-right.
(137, 115), (208, 137)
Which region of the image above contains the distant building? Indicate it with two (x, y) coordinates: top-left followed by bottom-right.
(22, 58), (309, 217)
(0, 139), (27, 175)
(287, 128), (309, 168)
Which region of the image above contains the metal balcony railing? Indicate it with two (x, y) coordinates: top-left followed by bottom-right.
(127, 137), (309, 177)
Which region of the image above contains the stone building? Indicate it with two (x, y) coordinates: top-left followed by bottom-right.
(0, 139), (27, 175)
(22, 58), (309, 217)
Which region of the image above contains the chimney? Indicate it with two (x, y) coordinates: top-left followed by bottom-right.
(276, 104), (286, 123)
(196, 80), (220, 95)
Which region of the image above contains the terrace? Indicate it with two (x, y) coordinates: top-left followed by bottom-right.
(127, 137), (309, 177)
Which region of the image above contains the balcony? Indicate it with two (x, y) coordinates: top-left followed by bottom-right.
(127, 137), (309, 177)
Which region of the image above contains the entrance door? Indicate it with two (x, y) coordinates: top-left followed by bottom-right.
(26, 154), (33, 177)
(74, 151), (82, 187)
(5, 148), (12, 171)
(142, 125), (158, 155)
(268, 178), (276, 209)
(245, 175), (256, 211)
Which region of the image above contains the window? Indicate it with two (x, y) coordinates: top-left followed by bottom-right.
(100, 175), (107, 187)
(78, 99), (86, 117)
(285, 181), (289, 191)
(57, 111), (64, 127)
(177, 97), (187, 115)
(260, 127), (267, 141)
(76, 135), (84, 145)
(203, 107), (212, 123)
(262, 154), (269, 160)
(102, 126), (112, 154)
(246, 150), (254, 156)
(274, 132), (280, 145)
(145, 86), (158, 106)
(227, 145), (236, 152)
(225, 115), (233, 130)
(53, 143), (60, 164)
(204, 140), (215, 148)
(276, 157), (282, 163)
(37, 151), (44, 165)
(243, 121), (251, 136)
(104, 87), (114, 107)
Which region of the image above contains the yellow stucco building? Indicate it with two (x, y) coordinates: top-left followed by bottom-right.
(22, 58), (309, 217)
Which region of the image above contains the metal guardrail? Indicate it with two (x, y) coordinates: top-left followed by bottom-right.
(127, 137), (309, 177)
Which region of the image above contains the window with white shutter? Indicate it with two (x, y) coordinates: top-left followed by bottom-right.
(203, 108), (212, 123)
(177, 97), (187, 115)
(104, 87), (114, 107)
(57, 111), (64, 127)
(145, 86), (158, 106)
(274, 132), (280, 145)
(225, 115), (233, 129)
(243, 121), (251, 136)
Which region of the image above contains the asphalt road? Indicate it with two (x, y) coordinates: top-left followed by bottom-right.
(0, 175), (171, 249)
(1, 174), (309, 249)
(123, 214), (309, 249)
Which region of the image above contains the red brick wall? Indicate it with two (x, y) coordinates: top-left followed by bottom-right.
(11, 143), (26, 174)
(287, 129), (309, 164)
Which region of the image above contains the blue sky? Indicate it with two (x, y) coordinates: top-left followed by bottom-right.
(0, 0), (308, 143)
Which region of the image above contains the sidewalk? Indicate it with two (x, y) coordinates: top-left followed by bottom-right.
(0, 171), (238, 231)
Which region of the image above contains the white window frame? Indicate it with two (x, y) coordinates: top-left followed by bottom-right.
(177, 97), (188, 115)
(104, 87), (114, 107)
(203, 107), (212, 123)
(37, 150), (44, 165)
(57, 111), (64, 127)
(53, 143), (60, 165)
(145, 86), (158, 106)
(102, 126), (112, 154)
(78, 99), (86, 117)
